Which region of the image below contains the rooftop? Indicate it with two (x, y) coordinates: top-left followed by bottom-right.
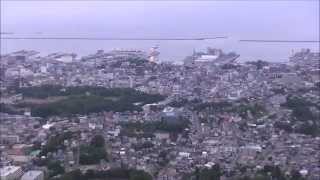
(0, 166), (21, 177)
(21, 170), (43, 180)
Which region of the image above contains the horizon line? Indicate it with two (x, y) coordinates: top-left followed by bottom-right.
(0, 36), (228, 41)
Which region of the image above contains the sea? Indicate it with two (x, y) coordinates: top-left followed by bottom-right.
(1, 37), (319, 64)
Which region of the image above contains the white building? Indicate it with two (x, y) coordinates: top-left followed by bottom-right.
(42, 122), (55, 130)
(19, 67), (34, 77)
(40, 66), (47, 74)
(178, 152), (190, 158)
(195, 55), (219, 62)
(55, 55), (74, 63)
(107, 128), (121, 137)
(20, 171), (44, 180)
(48, 53), (76, 63)
(0, 135), (20, 144)
(0, 166), (23, 180)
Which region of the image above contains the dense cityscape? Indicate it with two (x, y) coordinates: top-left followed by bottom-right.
(0, 46), (319, 180)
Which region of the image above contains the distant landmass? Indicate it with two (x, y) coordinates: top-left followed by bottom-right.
(239, 39), (320, 43)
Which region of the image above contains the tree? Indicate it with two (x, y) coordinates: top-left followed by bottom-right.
(290, 170), (305, 180)
(17, 86), (165, 118)
(48, 161), (65, 177)
(245, 60), (269, 70)
(40, 131), (73, 156)
(262, 165), (286, 180)
(57, 169), (84, 180)
(79, 145), (107, 165)
(90, 135), (105, 148)
(129, 170), (153, 180)
(197, 164), (222, 180)
(254, 174), (269, 180)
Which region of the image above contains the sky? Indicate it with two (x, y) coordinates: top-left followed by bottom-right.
(1, 1), (319, 40)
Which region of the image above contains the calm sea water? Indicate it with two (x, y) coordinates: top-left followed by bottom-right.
(1, 38), (319, 63)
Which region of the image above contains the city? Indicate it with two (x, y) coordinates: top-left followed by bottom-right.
(1, 1), (320, 180)
(0, 47), (319, 180)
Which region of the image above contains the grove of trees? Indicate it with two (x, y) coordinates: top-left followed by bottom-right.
(11, 85), (165, 117)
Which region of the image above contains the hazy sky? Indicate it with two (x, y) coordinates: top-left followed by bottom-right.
(1, 1), (319, 40)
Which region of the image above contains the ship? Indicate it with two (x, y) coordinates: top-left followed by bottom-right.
(185, 47), (239, 66)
